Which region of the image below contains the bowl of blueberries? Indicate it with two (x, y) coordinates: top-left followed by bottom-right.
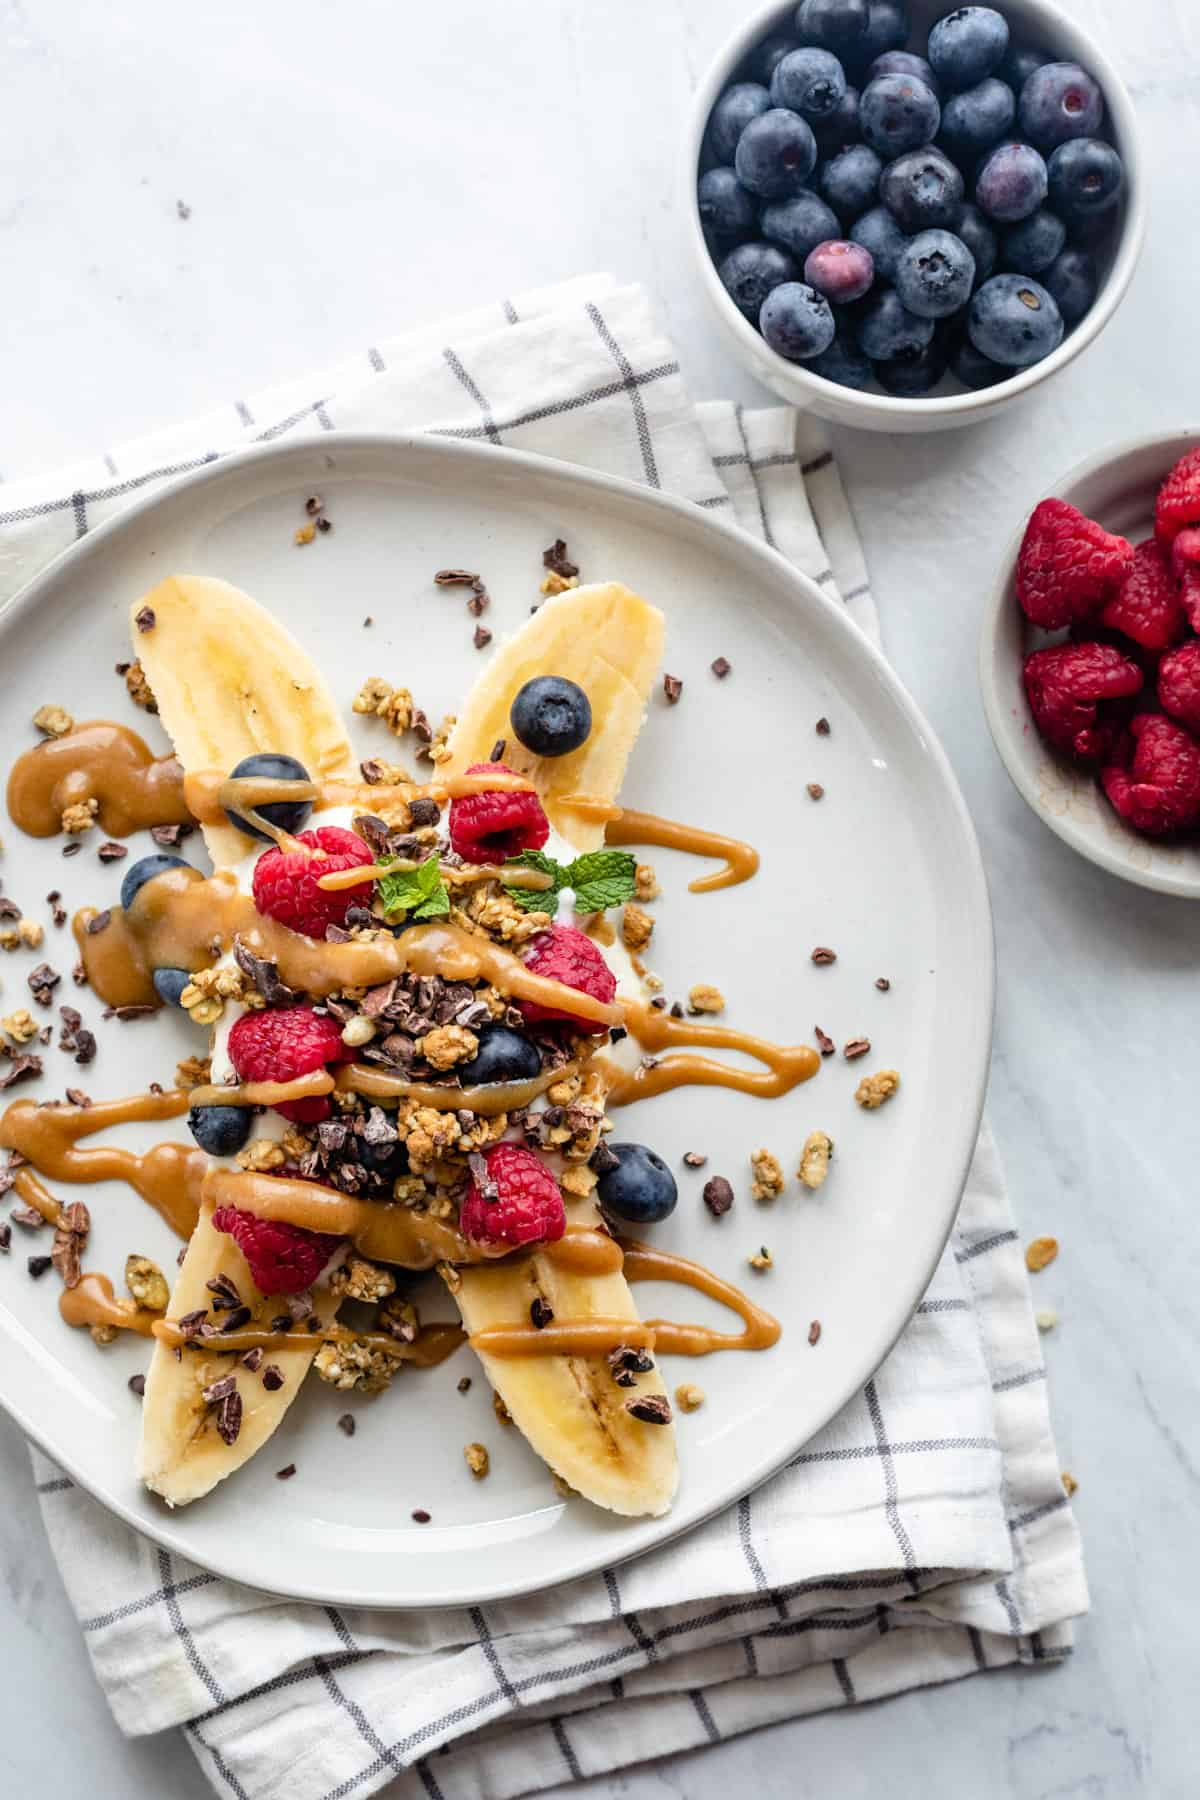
(688, 0), (1144, 430)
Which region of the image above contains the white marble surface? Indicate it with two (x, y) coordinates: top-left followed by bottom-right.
(0, 0), (1196, 1795)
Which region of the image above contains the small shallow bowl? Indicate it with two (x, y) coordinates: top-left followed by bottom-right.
(980, 430), (1200, 899)
(685, 0), (1146, 433)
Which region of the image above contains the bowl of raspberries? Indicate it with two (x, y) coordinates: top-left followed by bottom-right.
(688, 1), (1144, 431)
(982, 435), (1200, 898)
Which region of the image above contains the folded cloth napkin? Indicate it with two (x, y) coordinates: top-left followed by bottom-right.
(3, 273), (1088, 1800)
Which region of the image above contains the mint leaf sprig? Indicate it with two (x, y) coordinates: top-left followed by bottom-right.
(375, 852), (450, 922)
(502, 848), (637, 916)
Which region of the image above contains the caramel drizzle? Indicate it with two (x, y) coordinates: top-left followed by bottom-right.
(563, 796), (760, 894)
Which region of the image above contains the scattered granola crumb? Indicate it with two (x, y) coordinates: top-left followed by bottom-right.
(750, 1147), (785, 1201)
(330, 1255), (396, 1304)
(1061, 1471), (1078, 1497)
(175, 1054), (211, 1091)
(662, 673), (683, 705)
(492, 1391), (512, 1426)
(811, 947), (836, 966)
(62, 800), (99, 835)
(125, 1254), (169, 1312)
(276, 1464), (297, 1481)
(687, 983), (725, 1015)
(539, 570), (579, 596)
(798, 1130), (834, 1191)
(807, 782), (824, 801)
(875, 977), (891, 992)
(33, 704), (74, 739)
(1035, 1309), (1059, 1333)
(294, 523), (316, 546)
(674, 1382), (705, 1413)
(815, 716), (830, 735)
(89, 1322), (119, 1345)
(808, 1319), (822, 1346)
(814, 1025), (835, 1057)
(464, 1441), (490, 1479)
(711, 656), (731, 679)
(337, 1413), (356, 1437)
(457, 1376), (472, 1395)
(621, 903), (655, 953)
(748, 1247), (773, 1271)
(353, 677), (414, 737)
(420, 1023), (479, 1070)
(124, 659), (157, 712)
(844, 1037), (872, 1061)
(682, 1151), (707, 1169)
(2, 1010), (38, 1045)
(551, 1472), (578, 1499)
(634, 863), (659, 902)
(855, 1067), (899, 1108)
(703, 1175), (734, 1218)
(1025, 1236), (1059, 1273)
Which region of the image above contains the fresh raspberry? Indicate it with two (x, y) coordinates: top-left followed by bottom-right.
(1170, 530), (1200, 632)
(251, 826), (374, 939)
(1155, 447), (1200, 550)
(1016, 498), (1134, 630)
(1098, 539), (1185, 651)
(1100, 713), (1200, 837)
(447, 763), (550, 864)
(228, 1005), (349, 1122)
(212, 1203), (343, 1296)
(1158, 641), (1200, 734)
(1023, 642), (1143, 762)
(519, 923), (618, 1032)
(459, 1142), (566, 1249)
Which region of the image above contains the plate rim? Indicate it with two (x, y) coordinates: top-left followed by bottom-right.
(0, 429), (995, 1607)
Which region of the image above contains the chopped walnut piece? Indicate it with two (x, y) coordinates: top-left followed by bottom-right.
(125, 1254), (169, 1312)
(1025, 1236), (1059, 1273)
(688, 983), (725, 1015)
(175, 1054), (211, 1091)
(236, 1138), (287, 1173)
(855, 1068), (900, 1109)
(353, 677), (415, 738)
(330, 1256), (396, 1304)
(748, 1246), (773, 1271)
(1061, 1471), (1079, 1497)
(621, 903), (654, 953)
(123, 659), (157, 712)
(295, 523), (316, 546)
(674, 1383), (705, 1413)
(314, 1328), (400, 1393)
(492, 1391), (513, 1426)
(33, 704), (74, 738)
(464, 1441), (490, 1479)
(798, 1131), (834, 1191)
(420, 1023), (479, 1071)
(634, 863), (659, 902)
(61, 799), (99, 834)
(340, 1013), (377, 1049)
(1, 1010), (38, 1045)
(750, 1148), (785, 1201)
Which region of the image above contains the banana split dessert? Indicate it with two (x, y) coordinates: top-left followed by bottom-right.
(1, 571), (829, 1517)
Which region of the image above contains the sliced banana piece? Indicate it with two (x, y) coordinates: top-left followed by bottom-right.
(130, 574), (357, 869)
(445, 581), (665, 851)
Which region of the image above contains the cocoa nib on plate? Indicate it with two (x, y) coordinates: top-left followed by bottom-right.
(543, 538), (579, 579)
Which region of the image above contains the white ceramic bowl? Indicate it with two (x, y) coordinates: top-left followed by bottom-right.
(685, 0), (1146, 433)
(980, 430), (1200, 899)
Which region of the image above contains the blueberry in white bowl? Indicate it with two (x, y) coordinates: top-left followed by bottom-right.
(762, 190), (842, 258)
(760, 281), (837, 360)
(719, 240), (799, 318)
(771, 47), (848, 124)
(927, 7), (1009, 90)
(968, 271), (1062, 365)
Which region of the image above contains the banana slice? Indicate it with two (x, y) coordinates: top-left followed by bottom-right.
(131, 574), (357, 870)
(449, 582), (679, 1515)
(445, 581), (665, 851)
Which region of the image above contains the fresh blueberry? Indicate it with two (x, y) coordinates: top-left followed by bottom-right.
(187, 1104), (253, 1158)
(224, 752), (313, 842)
(761, 191), (842, 260)
(894, 228), (976, 317)
(946, 326), (1009, 386)
(976, 142), (1048, 221)
(510, 676), (592, 758)
(596, 1143), (678, 1226)
(857, 0), (910, 60)
(1002, 46), (1048, 93)
(152, 967), (191, 1007)
(956, 203), (998, 286)
(875, 339), (948, 394)
(1064, 207), (1119, 250)
(810, 330), (876, 389)
(795, 0), (868, 55)
(927, 7), (1009, 92)
(880, 147), (964, 230)
(1042, 246), (1098, 324)
(735, 108), (818, 197)
(1001, 207), (1066, 275)
(356, 1136), (410, 1179)
(460, 1024), (543, 1085)
(857, 288), (935, 360)
(697, 167), (756, 242)
(753, 34), (799, 86)
(814, 84), (861, 151)
(820, 142), (882, 219)
(850, 205), (908, 280)
(805, 239), (875, 303)
(860, 74), (940, 157)
(968, 273), (1064, 366)
(771, 48), (848, 125)
(120, 852), (193, 913)
(1046, 138), (1123, 217)
(939, 77), (1015, 158)
(1018, 62), (1104, 151)
(718, 241), (799, 318)
(866, 49), (940, 97)
(708, 82), (771, 163)
(760, 282), (837, 360)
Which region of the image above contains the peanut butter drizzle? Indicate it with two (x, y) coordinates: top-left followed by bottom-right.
(611, 1003), (820, 1104)
(470, 1318), (656, 1358)
(185, 766), (536, 827)
(562, 797), (760, 894)
(189, 1071), (335, 1110)
(7, 722), (189, 838)
(318, 860), (556, 894)
(152, 1317), (466, 1366)
(60, 1272), (160, 1338)
(0, 1091), (203, 1239)
(336, 1060), (579, 1118)
(74, 870), (625, 1024)
(10, 1166), (63, 1226)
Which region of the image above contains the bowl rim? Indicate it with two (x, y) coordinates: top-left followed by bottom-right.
(978, 427), (1200, 900)
(683, 0), (1148, 420)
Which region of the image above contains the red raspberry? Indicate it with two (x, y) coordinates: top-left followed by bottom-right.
(519, 923), (618, 1032)
(211, 1203), (343, 1296)
(448, 763), (549, 864)
(1158, 641), (1200, 733)
(252, 827), (374, 939)
(1170, 530), (1200, 632)
(1098, 540), (1185, 651)
(228, 1005), (348, 1122)
(1101, 713), (1200, 837)
(459, 1142), (565, 1249)
(1023, 642), (1143, 762)
(1016, 498), (1134, 630)
(1155, 446), (1200, 550)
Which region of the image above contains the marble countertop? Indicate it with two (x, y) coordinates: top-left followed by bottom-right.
(1, 0), (1194, 1794)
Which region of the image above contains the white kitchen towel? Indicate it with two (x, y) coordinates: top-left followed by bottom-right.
(5, 273), (1088, 1800)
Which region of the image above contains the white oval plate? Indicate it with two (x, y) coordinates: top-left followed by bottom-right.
(980, 429), (1200, 899)
(0, 434), (992, 1608)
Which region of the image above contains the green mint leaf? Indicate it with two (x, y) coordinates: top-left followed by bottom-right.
(502, 850), (564, 915)
(566, 849), (638, 913)
(376, 852), (449, 921)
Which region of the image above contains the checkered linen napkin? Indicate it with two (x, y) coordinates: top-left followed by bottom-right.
(3, 273), (1087, 1800)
